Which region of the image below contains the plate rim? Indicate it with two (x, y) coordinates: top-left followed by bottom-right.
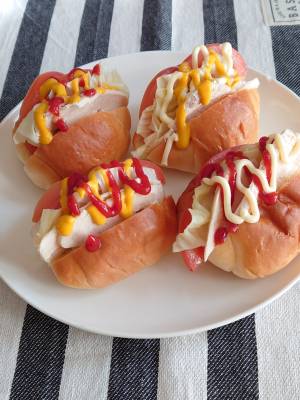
(1, 263), (300, 338)
(1, 50), (300, 338)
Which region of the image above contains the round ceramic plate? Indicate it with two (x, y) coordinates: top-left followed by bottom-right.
(1, 51), (300, 338)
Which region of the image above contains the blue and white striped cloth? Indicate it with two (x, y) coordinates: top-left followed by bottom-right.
(0, 1), (300, 399)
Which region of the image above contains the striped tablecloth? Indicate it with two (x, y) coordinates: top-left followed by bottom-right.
(0, 1), (300, 399)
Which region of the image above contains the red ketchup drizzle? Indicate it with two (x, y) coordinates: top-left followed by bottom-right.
(251, 175), (278, 205)
(260, 191), (278, 205)
(118, 158), (151, 195)
(62, 173), (87, 216)
(67, 173), (87, 195)
(214, 222), (239, 246)
(85, 234), (101, 252)
(92, 64), (100, 75)
(82, 172), (122, 218)
(48, 96), (64, 116)
(262, 150), (272, 183)
(259, 136), (272, 184)
(66, 160), (152, 252)
(190, 142), (280, 257)
(55, 118), (68, 132)
(79, 78), (85, 87)
(100, 160), (122, 169)
(248, 137), (278, 205)
(259, 136), (268, 152)
(214, 227), (228, 245)
(83, 88), (96, 97)
(225, 151), (244, 205)
(198, 152), (245, 249)
(67, 194), (80, 216)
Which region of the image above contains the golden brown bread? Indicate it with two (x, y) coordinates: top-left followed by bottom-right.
(51, 196), (177, 289)
(15, 143), (32, 164)
(178, 173), (300, 279)
(133, 88), (259, 174)
(19, 107), (131, 189)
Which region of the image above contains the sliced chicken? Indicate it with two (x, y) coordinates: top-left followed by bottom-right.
(59, 91), (128, 126)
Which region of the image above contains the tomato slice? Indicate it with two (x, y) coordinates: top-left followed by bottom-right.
(182, 247), (205, 272)
(178, 195), (205, 272)
(25, 141), (37, 154)
(139, 160), (165, 184)
(32, 181), (61, 223)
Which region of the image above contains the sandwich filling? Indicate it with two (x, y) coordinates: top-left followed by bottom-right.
(133, 42), (259, 166)
(173, 129), (300, 264)
(34, 159), (164, 262)
(14, 64), (128, 146)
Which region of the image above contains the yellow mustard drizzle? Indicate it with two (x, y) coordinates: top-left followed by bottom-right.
(39, 78), (67, 99)
(227, 72), (240, 88)
(56, 215), (76, 236)
(96, 87), (106, 94)
(67, 78), (81, 103)
(34, 102), (53, 145)
(87, 205), (106, 225)
(88, 168), (103, 198)
(75, 187), (85, 199)
(178, 62), (191, 73)
(33, 64), (114, 145)
(198, 79), (212, 105)
(120, 159), (134, 219)
(72, 70), (90, 89)
(56, 159), (138, 236)
(102, 83), (119, 91)
(173, 49), (239, 149)
(56, 178), (76, 235)
(85, 168), (107, 225)
(174, 73), (190, 149)
(214, 56), (226, 76)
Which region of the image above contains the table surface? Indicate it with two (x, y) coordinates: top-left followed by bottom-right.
(0, 0), (300, 399)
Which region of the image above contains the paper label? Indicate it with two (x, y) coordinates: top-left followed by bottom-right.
(261, 0), (300, 25)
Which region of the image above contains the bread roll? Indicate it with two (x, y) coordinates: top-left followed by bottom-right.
(134, 89), (259, 174)
(174, 129), (300, 279)
(33, 160), (177, 288)
(22, 107), (131, 189)
(133, 42), (260, 173)
(13, 64), (131, 189)
(52, 197), (177, 289)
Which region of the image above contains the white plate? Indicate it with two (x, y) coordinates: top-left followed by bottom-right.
(1, 51), (300, 338)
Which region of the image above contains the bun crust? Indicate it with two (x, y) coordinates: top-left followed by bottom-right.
(20, 107), (131, 189)
(178, 173), (300, 279)
(134, 88), (259, 174)
(15, 143), (32, 164)
(51, 196), (177, 289)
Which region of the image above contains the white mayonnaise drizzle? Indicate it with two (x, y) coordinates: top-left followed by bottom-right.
(134, 42), (259, 166)
(173, 129), (300, 260)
